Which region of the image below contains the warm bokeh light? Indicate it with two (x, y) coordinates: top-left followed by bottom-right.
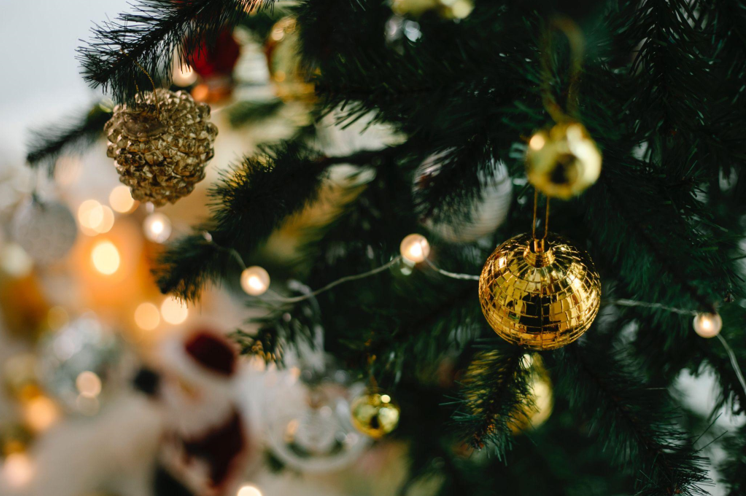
(109, 185), (136, 213)
(78, 199), (104, 235)
(0, 243), (33, 277)
(161, 297), (189, 325)
(96, 206), (115, 234)
(173, 63), (198, 87)
(529, 133), (546, 150)
(91, 240), (120, 275)
(240, 266), (270, 296)
(237, 485), (263, 496)
(134, 302), (161, 331)
(47, 306), (69, 331)
(76, 371), (102, 398)
(76, 395), (100, 416)
(23, 395), (60, 432)
(400, 234), (430, 263)
(693, 313), (722, 338)
(2, 453), (33, 488)
(143, 213), (172, 243)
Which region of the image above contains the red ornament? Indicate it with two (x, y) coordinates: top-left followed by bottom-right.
(189, 29), (241, 79)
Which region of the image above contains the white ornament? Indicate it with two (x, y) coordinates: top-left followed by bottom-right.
(415, 153), (512, 243)
(11, 198), (77, 265)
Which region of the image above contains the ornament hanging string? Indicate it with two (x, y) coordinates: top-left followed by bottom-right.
(531, 189), (551, 252)
(540, 17), (585, 123)
(118, 48), (160, 112)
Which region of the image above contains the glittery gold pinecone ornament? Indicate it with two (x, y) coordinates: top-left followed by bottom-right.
(526, 121), (601, 199)
(478, 233), (601, 350)
(104, 89), (218, 206)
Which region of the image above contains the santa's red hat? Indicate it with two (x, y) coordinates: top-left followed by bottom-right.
(160, 329), (239, 394)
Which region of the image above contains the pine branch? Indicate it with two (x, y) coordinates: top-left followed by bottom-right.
(450, 343), (531, 457)
(226, 99), (284, 128)
(550, 342), (709, 496)
(154, 140), (404, 300)
(718, 425), (746, 496)
(26, 102), (111, 173)
(78, 0), (271, 102)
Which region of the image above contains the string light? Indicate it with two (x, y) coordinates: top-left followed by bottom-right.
(134, 302), (161, 330)
(400, 234), (430, 263)
(161, 296), (189, 325)
(237, 485), (263, 496)
(241, 266), (271, 296)
(91, 240), (120, 275)
(693, 312), (722, 338)
(109, 185), (136, 213)
(172, 62), (197, 87)
(143, 213), (172, 243)
(23, 395), (60, 432)
(76, 371), (102, 398)
(2, 453), (33, 488)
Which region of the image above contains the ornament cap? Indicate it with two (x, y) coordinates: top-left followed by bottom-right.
(524, 239), (555, 267)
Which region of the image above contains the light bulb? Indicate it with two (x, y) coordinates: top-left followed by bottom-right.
(134, 302), (161, 330)
(109, 185), (136, 213)
(241, 266), (270, 296)
(76, 371), (102, 398)
(161, 296), (189, 325)
(2, 453), (33, 488)
(693, 312), (722, 338)
(24, 395), (60, 432)
(143, 213), (172, 243)
(400, 234), (430, 263)
(237, 485), (263, 496)
(172, 63), (197, 87)
(91, 241), (120, 275)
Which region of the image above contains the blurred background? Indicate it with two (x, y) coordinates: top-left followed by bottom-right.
(0, 1), (739, 496)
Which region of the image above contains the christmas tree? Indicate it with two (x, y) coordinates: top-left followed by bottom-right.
(21, 0), (745, 495)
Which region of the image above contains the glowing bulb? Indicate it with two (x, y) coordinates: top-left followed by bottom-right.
(241, 266), (270, 296)
(172, 63), (197, 87)
(693, 312), (722, 338)
(143, 213), (172, 243)
(400, 234), (430, 263)
(2, 453), (33, 488)
(529, 133), (546, 150)
(24, 395), (60, 432)
(95, 206), (115, 233)
(161, 296), (189, 325)
(134, 302), (161, 330)
(78, 199), (104, 235)
(237, 485), (263, 496)
(76, 371), (102, 398)
(109, 185), (136, 213)
(381, 394), (391, 403)
(91, 241), (120, 275)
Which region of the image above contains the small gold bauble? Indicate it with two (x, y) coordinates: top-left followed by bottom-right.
(392, 0), (474, 19)
(463, 352), (553, 435)
(526, 121), (601, 199)
(350, 392), (400, 439)
(104, 89), (218, 206)
(478, 233), (601, 350)
(265, 18), (315, 101)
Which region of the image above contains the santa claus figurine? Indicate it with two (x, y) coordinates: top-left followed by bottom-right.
(148, 329), (251, 496)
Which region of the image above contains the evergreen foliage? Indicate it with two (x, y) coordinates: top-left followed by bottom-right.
(26, 0), (745, 493)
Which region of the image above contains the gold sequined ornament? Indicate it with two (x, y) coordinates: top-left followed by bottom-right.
(526, 121), (601, 200)
(104, 89), (218, 206)
(350, 391), (400, 439)
(478, 232), (601, 350)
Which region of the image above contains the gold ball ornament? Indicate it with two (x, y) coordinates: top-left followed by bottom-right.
(526, 121), (601, 199)
(265, 18), (315, 101)
(478, 233), (601, 350)
(104, 89), (218, 206)
(392, 0), (474, 19)
(350, 392), (400, 439)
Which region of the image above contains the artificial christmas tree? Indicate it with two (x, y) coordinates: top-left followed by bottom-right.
(18, 0), (746, 495)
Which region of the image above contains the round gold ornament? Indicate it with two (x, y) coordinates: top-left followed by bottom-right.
(350, 392), (400, 439)
(478, 233), (601, 350)
(392, 0), (474, 19)
(104, 89), (218, 206)
(265, 18), (315, 101)
(526, 121), (601, 200)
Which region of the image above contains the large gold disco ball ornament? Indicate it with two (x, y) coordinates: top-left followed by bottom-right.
(478, 233), (601, 350)
(526, 121), (601, 199)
